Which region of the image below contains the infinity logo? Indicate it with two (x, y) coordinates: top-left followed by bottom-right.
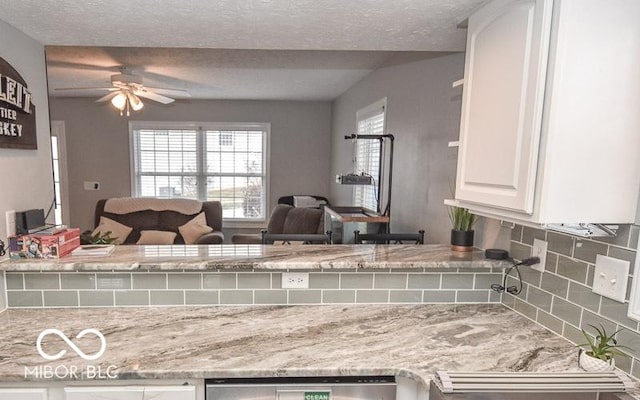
(36, 329), (107, 361)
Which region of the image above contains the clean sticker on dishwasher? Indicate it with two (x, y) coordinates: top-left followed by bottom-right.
(304, 391), (330, 400)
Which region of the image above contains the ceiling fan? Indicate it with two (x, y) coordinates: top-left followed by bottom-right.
(54, 68), (191, 116)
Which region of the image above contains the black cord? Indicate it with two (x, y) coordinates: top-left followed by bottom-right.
(44, 197), (56, 220)
(505, 264), (524, 295)
(0, 239), (6, 257)
(491, 257), (539, 295)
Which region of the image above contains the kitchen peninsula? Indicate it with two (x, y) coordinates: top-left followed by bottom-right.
(0, 304), (578, 382)
(2, 245), (509, 309)
(0, 244), (636, 400)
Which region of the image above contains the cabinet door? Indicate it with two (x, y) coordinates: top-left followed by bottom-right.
(456, 0), (553, 213)
(64, 387), (144, 400)
(143, 386), (196, 400)
(64, 386), (196, 400)
(0, 388), (48, 400)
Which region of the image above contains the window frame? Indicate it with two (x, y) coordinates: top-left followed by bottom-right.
(129, 121), (270, 228)
(50, 120), (70, 226)
(353, 98), (387, 213)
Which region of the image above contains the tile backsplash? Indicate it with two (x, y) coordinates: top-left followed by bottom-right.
(506, 224), (640, 378)
(4, 267), (503, 308)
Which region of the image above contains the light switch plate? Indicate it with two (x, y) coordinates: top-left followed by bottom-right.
(593, 254), (630, 303)
(83, 181), (100, 190)
(530, 238), (548, 272)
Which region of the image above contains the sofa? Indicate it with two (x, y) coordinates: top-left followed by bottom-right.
(92, 197), (224, 245)
(231, 204), (324, 244)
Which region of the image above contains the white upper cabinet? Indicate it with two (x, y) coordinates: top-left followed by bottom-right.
(455, 0), (640, 225)
(456, 0), (553, 214)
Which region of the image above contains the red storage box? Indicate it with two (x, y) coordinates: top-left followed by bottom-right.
(9, 228), (81, 259)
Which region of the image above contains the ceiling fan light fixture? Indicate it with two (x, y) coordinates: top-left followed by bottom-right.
(127, 92), (144, 111)
(111, 92), (127, 110)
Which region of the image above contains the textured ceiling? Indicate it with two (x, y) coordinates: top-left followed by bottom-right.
(2, 0), (484, 51)
(3, 1), (483, 100)
(47, 47), (447, 100)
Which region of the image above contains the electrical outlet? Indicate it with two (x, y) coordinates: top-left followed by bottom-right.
(282, 272), (309, 289)
(5, 210), (16, 237)
(530, 238), (548, 272)
(593, 255), (630, 303)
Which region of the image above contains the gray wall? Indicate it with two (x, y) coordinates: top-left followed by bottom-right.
(49, 98), (332, 233)
(0, 20), (54, 240)
(329, 53), (509, 247)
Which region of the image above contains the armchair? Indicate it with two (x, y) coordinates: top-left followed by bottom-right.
(232, 204), (325, 244)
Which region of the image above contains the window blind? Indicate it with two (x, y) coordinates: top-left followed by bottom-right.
(132, 124), (268, 221)
(354, 108), (385, 211)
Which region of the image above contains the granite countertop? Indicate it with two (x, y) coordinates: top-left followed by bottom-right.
(1, 244), (509, 272)
(0, 304), (578, 384)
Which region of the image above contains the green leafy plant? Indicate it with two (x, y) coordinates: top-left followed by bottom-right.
(578, 324), (629, 361)
(81, 230), (118, 245)
(448, 206), (477, 231)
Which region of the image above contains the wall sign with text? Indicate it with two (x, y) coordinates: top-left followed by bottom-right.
(0, 56), (37, 149)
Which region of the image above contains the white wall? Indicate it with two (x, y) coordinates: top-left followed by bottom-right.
(0, 20), (53, 241)
(49, 98), (332, 233)
(330, 53), (510, 247)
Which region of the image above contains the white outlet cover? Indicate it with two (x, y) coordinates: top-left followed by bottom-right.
(5, 210), (16, 237)
(593, 254), (630, 303)
(281, 272), (309, 289)
(530, 238), (548, 272)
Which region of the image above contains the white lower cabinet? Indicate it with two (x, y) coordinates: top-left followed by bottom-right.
(141, 386), (197, 400)
(64, 386), (196, 400)
(64, 387), (143, 400)
(0, 388), (48, 400)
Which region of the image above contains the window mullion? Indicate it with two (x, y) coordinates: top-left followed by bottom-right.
(197, 127), (206, 200)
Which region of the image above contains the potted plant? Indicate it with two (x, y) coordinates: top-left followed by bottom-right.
(81, 230), (118, 245)
(578, 324), (629, 371)
(448, 206), (477, 252)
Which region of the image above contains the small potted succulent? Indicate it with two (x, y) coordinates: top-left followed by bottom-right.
(578, 324), (629, 371)
(448, 206), (477, 252)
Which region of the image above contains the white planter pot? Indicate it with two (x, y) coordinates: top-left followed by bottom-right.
(578, 349), (615, 372)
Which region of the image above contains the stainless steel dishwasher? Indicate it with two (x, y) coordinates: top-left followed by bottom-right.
(206, 376), (396, 400)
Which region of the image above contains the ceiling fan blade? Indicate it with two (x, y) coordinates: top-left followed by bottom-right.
(46, 59), (122, 73)
(134, 90), (175, 105)
(54, 87), (115, 92)
(96, 91), (120, 103)
(144, 87), (191, 97)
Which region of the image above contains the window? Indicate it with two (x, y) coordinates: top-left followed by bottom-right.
(130, 122), (269, 222)
(50, 121), (69, 226)
(51, 135), (63, 225)
(353, 99), (386, 212)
